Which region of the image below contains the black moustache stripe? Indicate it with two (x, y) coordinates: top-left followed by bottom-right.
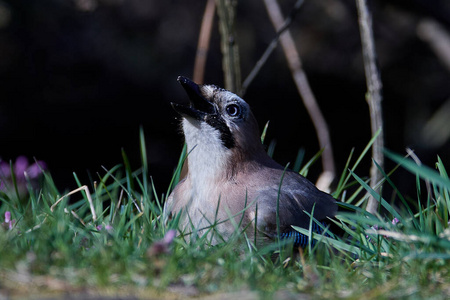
(205, 114), (235, 149)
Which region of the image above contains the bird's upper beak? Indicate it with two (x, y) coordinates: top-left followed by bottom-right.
(171, 76), (216, 120)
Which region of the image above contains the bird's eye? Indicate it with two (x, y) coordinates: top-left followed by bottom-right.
(226, 104), (241, 117)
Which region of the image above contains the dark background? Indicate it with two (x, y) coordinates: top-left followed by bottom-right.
(1, 0), (449, 198)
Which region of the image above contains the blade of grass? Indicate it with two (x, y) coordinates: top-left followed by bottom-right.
(292, 226), (364, 257)
(139, 126), (149, 199)
(334, 130), (381, 199)
(166, 143), (188, 198)
(385, 150), (450, 189)
(260, 121), (270, 144)
(350, 170), (403, 222)
(121, 148), (136, 194)
(293, 148), (305, 173)
(299, 149), (324, 177)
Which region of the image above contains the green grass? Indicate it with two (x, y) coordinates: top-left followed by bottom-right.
(1, 130), (449, 299)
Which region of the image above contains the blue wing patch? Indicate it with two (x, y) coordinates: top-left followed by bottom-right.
(279, 221), (329, 248)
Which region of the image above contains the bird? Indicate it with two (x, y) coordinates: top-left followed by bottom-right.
(164, 76), (337, 247)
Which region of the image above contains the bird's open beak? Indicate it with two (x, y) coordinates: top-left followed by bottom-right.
(171, 76), (216, 120)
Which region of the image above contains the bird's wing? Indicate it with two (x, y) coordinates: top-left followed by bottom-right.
(283, 170), (337, 224)
(253, 169), (337, 244)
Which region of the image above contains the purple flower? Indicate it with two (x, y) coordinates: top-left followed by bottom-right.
(0, 156), (47, 198)
(147, 229), (177, 257)
(0, 163), (10, 178)
(0, 156), (47, 181)
(1, 211), (16, 230)
(162, 229), (176, 244)
(392, 218), (400, 225)
(5, 211), (11, 223)
(96, 224), (114, 232)
(366, 218), (401, 241)
(14, 156), (28, 180)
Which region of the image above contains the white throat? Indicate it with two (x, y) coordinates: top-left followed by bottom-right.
(183, 118), (231, 185)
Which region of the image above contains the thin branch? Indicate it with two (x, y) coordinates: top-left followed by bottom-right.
(263, 0), (336, 191)
(241, 0), (305, 96)
(51, 185), (97, 222)
(406, 148), (432, 202)
(417, 19), (450, 148)
(216, 0), (241, 93)
(355, 0), (384, 214)
(417, 18), (450, 72)
(419, 97), (450, 148)
(193, 0), (216, 84)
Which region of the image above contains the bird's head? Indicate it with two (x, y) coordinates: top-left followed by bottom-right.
(171, 76), (265, 165)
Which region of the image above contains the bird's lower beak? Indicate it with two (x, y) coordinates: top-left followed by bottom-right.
(171, 76), (215, 120)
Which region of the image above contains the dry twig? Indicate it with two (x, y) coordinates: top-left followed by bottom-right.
(419, 97), (450, 149)
(417, 20), (450, 148)
(241, 0), (304, 96)
(356, 0), (384, 214)
(193, 0), (216, 84)
(417, 18), (450, 72)
(51, 185), (97, 222)
(216, 0), (241, 93)
(263, 0), (336, 191)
